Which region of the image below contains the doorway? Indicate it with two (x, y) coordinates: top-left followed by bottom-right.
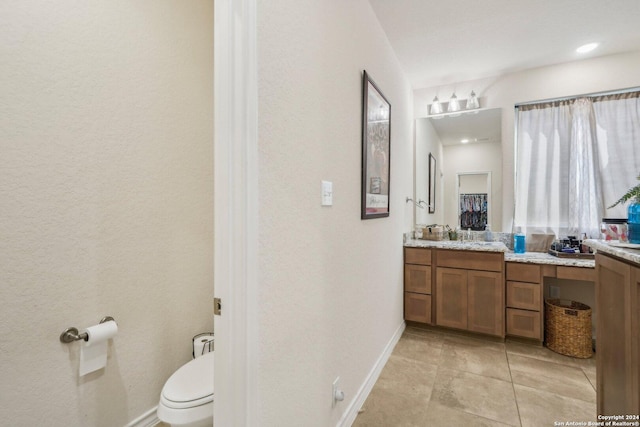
(457, 172), (491, 231)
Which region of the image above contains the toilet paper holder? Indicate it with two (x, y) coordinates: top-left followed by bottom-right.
(60, 316), (115, 343)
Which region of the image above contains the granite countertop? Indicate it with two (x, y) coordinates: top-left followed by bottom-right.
(504, 251), (595, 268)
(404, 239), (508, 253)
(404, 239), (596, 268)
(584, 239), (640, 265)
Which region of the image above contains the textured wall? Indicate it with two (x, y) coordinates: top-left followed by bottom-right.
(256, 0), (413, 424)
(0, 2), (214, 425)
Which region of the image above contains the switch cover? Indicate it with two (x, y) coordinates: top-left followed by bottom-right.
(322, 181), (333, 206)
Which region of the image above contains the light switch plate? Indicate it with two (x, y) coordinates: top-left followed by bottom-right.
(322, 181), (333, 206)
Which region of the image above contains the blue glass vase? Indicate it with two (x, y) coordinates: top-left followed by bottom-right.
(629, 202), (640, 244)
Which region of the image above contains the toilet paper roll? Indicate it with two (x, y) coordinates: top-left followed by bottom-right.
(193, 333), (214, 358)
(79, 321), (118, 376)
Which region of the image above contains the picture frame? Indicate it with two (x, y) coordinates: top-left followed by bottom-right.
(361, 70), (391, 219)
(428, 152), (436, 213)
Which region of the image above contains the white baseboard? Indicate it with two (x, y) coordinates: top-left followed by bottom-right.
(126, 406), (160, 427)
(337, 321), (406, 427)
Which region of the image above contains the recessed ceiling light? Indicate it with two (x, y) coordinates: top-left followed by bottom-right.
(576, 43), (598, 53)
(461, 139), (469, 144)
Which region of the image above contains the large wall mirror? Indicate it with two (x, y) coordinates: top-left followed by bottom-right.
(415, 108), (502, 230)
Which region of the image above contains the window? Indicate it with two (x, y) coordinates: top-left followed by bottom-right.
(514, 90), (640, 238)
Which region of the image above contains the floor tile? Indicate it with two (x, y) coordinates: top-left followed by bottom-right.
(582, 365), (597, 391)
(507, 353), (596, 403)
(424, 401), (517, 427)
(514, 384), (597, 427)
(354, 353), (438, 426)
(430, 367), (520, 426)
(392, 331), (443, 364)
(376, 354), (438, 396)
(505, 340), (594, 369)
(438, 336), (511, 381)
(354, 329), (598, 427)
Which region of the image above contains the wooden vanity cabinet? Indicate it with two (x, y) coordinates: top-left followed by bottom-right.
(595, 253), (640, 417)
(435, 250), (504, 337)
(505, 263), (543, 340)
(404, 248), (432, 324)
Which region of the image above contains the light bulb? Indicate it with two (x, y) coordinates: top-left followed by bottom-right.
(448, 93), (461, 113)
(430, 96), (442, 115)
(466, 90), (479, 109)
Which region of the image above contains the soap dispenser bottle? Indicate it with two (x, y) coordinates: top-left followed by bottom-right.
(514, 227), (526, 254)
(484, 224), (493, 242)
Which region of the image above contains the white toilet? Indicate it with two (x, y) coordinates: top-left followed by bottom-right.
(157, 351), (214, 427)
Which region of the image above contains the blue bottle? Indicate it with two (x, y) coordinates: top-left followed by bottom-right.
(514, 228), (526, 254)
(629, 202), (640, 244)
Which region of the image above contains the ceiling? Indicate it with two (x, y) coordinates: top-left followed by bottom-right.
(368, 0), (640, 89)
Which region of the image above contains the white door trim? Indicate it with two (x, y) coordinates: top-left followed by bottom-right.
(214, 0), (258, 425)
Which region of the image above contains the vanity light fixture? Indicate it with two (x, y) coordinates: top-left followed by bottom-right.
(430, 91), (480, 118)
(461, 138), (470, 144)
(576, 42), (598, 53)
(430, 96), (443, 115)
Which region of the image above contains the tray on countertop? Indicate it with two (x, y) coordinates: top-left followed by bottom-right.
(548, 249), (595, 259)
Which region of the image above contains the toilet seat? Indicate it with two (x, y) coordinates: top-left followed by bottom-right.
(158, 351), (214, 426)
(161, 351), (214, 406)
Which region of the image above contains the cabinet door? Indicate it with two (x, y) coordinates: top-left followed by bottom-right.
(436, 267), (467, 330)
(404, 264), (431, 294)
(468, 270), (504, 337)
(631, 266), (640, 415)
(596, 254), (632, 416)
(404, 292), (432, 324)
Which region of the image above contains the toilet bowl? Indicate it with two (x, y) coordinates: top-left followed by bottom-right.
(157, 351), (214, 427)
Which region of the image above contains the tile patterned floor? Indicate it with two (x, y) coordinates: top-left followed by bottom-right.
(353, 327), (596, 427)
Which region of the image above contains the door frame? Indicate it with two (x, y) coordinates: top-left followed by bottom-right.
(214, 0), (258, 424)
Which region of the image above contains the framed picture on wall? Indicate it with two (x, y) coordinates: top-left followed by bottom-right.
(361, 70), (391, 219)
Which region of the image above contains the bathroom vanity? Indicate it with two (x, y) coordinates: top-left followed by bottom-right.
(585, 240), (640, 417)
(404, 240), (595, 342)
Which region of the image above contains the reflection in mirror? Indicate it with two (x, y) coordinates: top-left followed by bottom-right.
(457, 172), (491, 231)
(415, 108), (502, 230)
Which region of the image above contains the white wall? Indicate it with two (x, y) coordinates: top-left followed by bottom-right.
(0, 2), (214, 425)
(414, 50), (640, 231)
(256, 0), (413, 424)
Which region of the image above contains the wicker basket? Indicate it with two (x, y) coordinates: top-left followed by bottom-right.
(422, 226), (444, 241)
(545, 299), (593, 358)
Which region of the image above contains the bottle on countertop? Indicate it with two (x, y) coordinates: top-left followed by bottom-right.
(484, 224), (493, 242)
(514, 227), (526, 254)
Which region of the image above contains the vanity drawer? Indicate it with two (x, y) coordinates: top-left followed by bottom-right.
(405, 248), (432, 265)
(506, 308), (542, 340)
(506, 262), (541, 283)
(404, 292), (432, 324)
(557, 266), (595, 282)
(404, 264), (431, 294)
(436, 250), (503, 272)
(507, 281), (541, 311)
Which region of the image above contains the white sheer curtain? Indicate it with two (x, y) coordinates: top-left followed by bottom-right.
(515, 91), (640, 239)
(515, 100), (572, 237)
(568, 98), (603, 238)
